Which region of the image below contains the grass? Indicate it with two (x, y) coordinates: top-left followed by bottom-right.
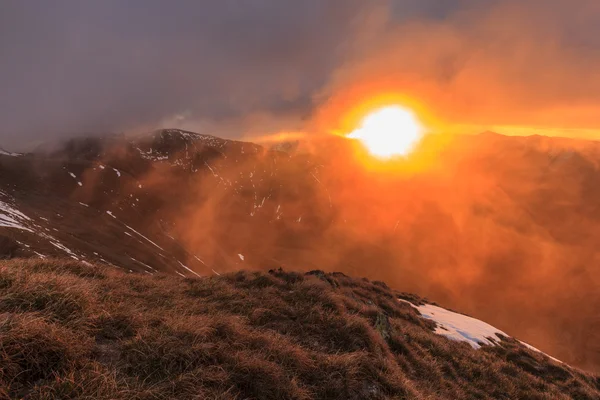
(0, 259), (598, 399)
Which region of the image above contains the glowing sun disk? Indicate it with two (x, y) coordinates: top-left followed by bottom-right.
(348, 106), (423, 158)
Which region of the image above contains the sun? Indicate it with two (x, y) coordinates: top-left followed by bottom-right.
(348, 106), (424, 158)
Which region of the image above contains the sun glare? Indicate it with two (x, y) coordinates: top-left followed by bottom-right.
(348, 106), (424, 158)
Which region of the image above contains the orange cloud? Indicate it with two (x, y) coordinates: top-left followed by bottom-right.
(312, 0), (600, 140)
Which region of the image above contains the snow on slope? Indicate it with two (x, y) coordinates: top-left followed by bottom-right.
(401, 300), (505, 348)
(400, 299), (561, 362)
(0, 148), (21, 156)
(519, 340), (562, 363)
(0, 191), (81, 259)
(0, 191), (33, 231)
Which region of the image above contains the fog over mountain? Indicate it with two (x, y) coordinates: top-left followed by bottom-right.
(2, 130), (600, 374)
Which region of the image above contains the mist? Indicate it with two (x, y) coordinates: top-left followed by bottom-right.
(84, 131), (596, 372)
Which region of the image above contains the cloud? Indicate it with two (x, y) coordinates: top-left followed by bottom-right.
(1, 0), (600, 150)
(315, 0), (600, 136)
(0, 0), (371, 149)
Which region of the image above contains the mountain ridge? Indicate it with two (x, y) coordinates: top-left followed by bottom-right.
(2, 129), (600, 373)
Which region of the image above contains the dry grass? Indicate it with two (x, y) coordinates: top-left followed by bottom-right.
(0, 259), (598, 399)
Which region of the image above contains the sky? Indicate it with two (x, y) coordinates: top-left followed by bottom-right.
(1, 0), (600, 150)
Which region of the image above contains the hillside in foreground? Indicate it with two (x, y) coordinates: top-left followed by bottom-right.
(1, 259), (598, 399)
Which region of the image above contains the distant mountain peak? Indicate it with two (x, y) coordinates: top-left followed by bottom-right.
(478, 130), (502, 137)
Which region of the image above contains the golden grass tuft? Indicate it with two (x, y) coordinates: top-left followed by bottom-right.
(0, 259), (598, 399)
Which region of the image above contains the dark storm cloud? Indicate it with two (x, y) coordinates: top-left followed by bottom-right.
(1, 0), (600, 150)
(0, 0), (373, 149)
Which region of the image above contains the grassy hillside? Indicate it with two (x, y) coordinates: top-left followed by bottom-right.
(4, 131), (600, 373)
(0, 259), (598, 399)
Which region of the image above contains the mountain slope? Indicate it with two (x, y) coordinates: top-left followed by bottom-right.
(1, 259), (598, 399)
(0, 129), (320, 273)
(2, 129), (600, 373)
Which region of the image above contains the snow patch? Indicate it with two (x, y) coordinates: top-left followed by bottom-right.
(177, 260), (201, 277)
(193, 255), (211, 269)
(67, 171), (83, 186)
(399, 299), (562, 362)
(130, 257), (157, 272)
(104, 210), (165, 252)
(519, 340), (562, 363)
(124, 223), (164, 250)
(0, 148), (21, 156)
(0, 193), (33, 231)
(400, 300), (503, 349)
(46, 237), (78, 258)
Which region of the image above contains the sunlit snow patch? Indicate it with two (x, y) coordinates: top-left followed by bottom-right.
(400, 300), (503, 348)
(399, 299), (561, 362)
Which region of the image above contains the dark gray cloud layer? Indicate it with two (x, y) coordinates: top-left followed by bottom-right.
(1, 1), (599, 149)
(0, 0), (373, 148)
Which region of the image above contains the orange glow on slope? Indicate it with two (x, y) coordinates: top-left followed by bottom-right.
(348, 106), (424, 158)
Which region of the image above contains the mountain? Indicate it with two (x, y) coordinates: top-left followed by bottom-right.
(1, 129), (600, 375)
(1, 259), (598, 399)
